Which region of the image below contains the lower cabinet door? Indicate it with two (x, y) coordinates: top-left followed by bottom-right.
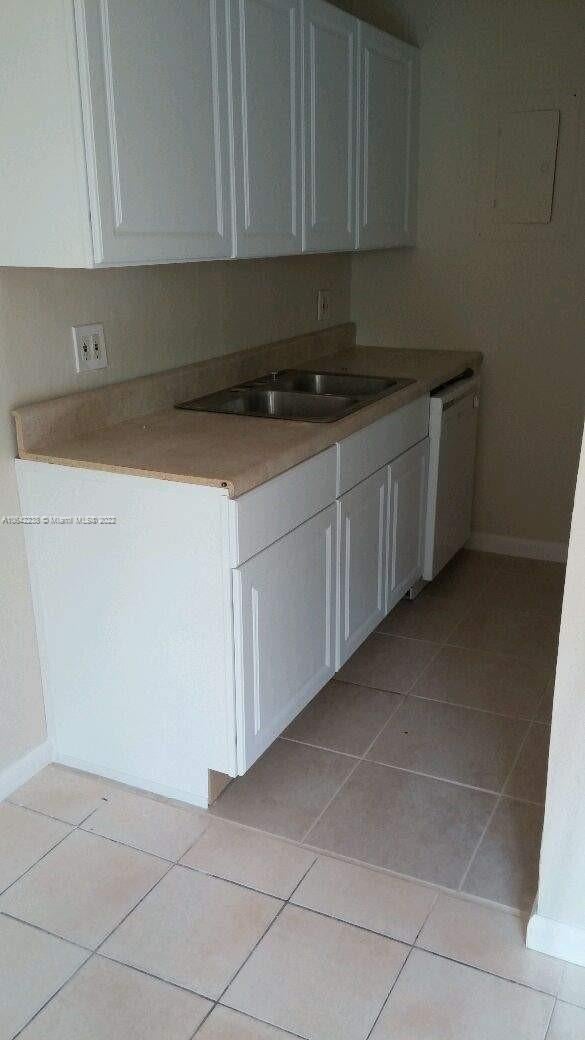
(232, 505), (336, 772)
(386, 438), (429, 612)
(337, 467), (387, 668)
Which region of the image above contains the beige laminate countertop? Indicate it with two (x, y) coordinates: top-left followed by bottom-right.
(16, 346), (481, 497)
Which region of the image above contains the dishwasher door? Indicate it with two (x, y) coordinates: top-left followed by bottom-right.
(423, 375), (480, 580)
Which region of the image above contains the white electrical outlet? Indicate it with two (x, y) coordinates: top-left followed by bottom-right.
(72, 323), (108, 373)
(317, 290), (331, 322)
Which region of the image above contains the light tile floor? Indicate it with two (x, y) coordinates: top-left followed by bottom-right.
(214, 551), (561, 909)
(1, 552), (574, 1040)
(0, 762), (582, 1038)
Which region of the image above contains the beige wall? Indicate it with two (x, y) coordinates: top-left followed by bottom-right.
(351, 0), (585, 546)
(528, 422), (585, 960)
(0, 256), (351, 772)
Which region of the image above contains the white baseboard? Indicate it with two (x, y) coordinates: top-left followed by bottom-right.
(527, 910), (585, 968)
(0, 739), (54, 802)
(55, 753), (209, 809)
(468, 532), (568, 563)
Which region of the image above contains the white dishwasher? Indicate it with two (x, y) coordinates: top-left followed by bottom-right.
(423, 370), (481, 580)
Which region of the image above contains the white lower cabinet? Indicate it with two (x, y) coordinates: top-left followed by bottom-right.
(16, 403), (431, 807)
(337, 467), (386, 668)
(386, 438), (429, 611)
(232, 504), (337, 772)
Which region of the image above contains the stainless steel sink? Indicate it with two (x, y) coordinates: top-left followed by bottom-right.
(175, 369), (415, 422)
(176, 387), (362, 422)
(241, 369), (406, 397)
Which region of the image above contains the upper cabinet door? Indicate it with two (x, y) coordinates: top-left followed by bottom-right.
(302, 0), (357, 253)
(356, 22), (419, 249)
(230, 0), (303, 257)
(76, 0), (233, 264)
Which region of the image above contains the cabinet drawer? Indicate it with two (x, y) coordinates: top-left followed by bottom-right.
(337, 396), (429, 495)
(228, 446), (337, 566)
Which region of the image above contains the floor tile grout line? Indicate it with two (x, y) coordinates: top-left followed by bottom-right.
(189, 1001), (216, 1039)
(0, 801), (105, 901)
(198, 856), (321, 1039)
(411, 887), (440, 946)
(407, 689), (549, 724)
(197, 1005), (309, 1040)
(362, 758), (533, 802)
(298, 836), (531, 916)
(368, 630), (444, 648)
(280, 683), (405, 759)
(284, 897), (418, 947)
(0, 909), (94, 954)
(3, 799), (110, 1037)
(4, 799), (93, 827)
(209, 855), (320, 1017)
(299, 687), (407, 846)
(299, 750), (366, 844)
(364, 944), (415, 1040)
(197, 849), (400, 1039)
(96, 949), (216, 1003)
(170, 857), (314, 904)
(0, 829), (72, 900)
(544, 998), (558, 1040)
(413, 944), (563, 999)
(11, 950), (92, 1040)
(456, 795), (501, 897)
(279, 733), (545, 806)
(93, 859), (176, 955)
(75, 825), (177, 866)
(291, 666), (551, 723)
(279, 735), (362, 757)
(457, 717), (538, 896)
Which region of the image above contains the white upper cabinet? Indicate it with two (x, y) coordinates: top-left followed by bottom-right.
(356, 21), (419, 249)
(230, 0), (303, 257)
(302, 0), (357, 252)
(0, 0), (419, 265)
(77, 0), (233, 263)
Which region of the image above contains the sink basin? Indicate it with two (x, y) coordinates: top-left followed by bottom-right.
(176, 387), (361, 422)
(175, 370), (415, 422)
(242, 369), (408, 398)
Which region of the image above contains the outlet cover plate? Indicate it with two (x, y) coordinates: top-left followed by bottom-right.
(72, 323), (108, 373)
(317, 290), (331, 322)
